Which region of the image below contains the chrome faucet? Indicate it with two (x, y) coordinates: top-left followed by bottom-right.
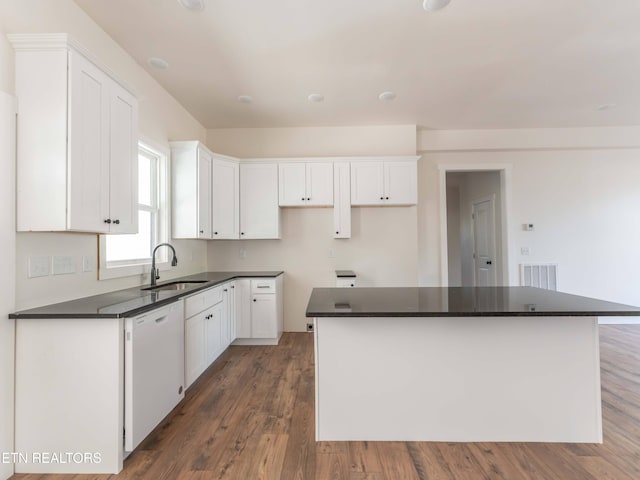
(150, 243), (178, 287)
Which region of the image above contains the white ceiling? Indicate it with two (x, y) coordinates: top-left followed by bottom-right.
(73, 0), (640, 130)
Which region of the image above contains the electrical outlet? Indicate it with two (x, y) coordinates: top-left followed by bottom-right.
(239, 248), (247, 259)
(328, 249), (335, 258)
(82, 255), (93, 272)
(306, 323), (314, 332)
(28, 256), (50, 278)
(52, 255), (76, 275)
(521, 247), (531, 256)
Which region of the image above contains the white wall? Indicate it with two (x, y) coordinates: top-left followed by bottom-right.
(0, 0), (210, 310)
(0, 91), (16, 480)
(207, 126), (419, 331)
(418, 128), (640, 309)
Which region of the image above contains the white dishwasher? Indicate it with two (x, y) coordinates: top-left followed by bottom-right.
(124, 300), (185, 452)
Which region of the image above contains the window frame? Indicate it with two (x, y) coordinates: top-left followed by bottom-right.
(98, 137), (170, 280)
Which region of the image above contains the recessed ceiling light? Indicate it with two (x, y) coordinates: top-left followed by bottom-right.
(596, 103), (617, 111)
(178, 0), (205, 11)
(237, 95), (253, 104)
(308, 93), (324, 103)
(379, 91), (397, 101)
(423, 0), (451, 11)
(147, 57), (169, 70)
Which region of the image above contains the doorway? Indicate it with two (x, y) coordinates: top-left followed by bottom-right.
(444, 170), (506, 287)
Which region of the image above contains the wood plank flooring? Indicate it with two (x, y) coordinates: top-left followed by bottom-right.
(12, 325), (640, 480)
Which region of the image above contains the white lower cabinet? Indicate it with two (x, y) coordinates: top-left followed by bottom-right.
(185, 310), (207, 388)
(233, 276), (284, 346)
(184, 284), (224, 388)
(205, 302), (224, 364)
(184, 281), (239, 389)
(251, 294), (277, 338)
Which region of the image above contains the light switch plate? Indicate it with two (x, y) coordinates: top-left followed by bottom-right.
(28, 256), (50, 278)
(82, 255), (93, 272)
(52, 255), (76, 275)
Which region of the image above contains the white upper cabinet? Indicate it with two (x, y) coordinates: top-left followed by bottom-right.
(240, 163), (281, 239)
(333, 162), (351, 239)
(384, 161), (418, 206)
(279, 162), (333, 207)
(212, 156), (240, 239)
(10, 34), (138, 233)
(350, 162), (385, 206)
(172, 143), (240, 240)
(350, 159), (417, 206)
(108, 82), (138, 233)
(171, 142), (212, 239)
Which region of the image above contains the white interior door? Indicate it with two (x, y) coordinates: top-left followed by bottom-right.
(472, 197), (497, 287)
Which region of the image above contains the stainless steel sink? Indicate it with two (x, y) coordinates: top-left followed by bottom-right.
(142, 281), (208, 292)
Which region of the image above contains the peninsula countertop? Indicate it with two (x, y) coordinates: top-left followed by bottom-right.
(10, 271), (283, 319)
(306, 286), (640, 317)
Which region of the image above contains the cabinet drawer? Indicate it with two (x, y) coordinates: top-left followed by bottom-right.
(251, 279), (276, 294)
(185, 286), (223, 318)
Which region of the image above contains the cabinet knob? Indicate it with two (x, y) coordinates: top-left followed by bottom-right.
(224, 289), (228, 292)
(307, 197), (310, 201)
(379, 197), (384, 200)
(385, 197), (389, 200)
(104, 219), (112, 224)
(231, 285), (235, 289)
(241, 232), (244, 235)
(336, 231), (339, 234)
(214, 232), (218, 235)
(199, 230), (204, 234)
(301, 197), (305, 201)
(113, 219), (120, 225)
(253, 299), (257, 302)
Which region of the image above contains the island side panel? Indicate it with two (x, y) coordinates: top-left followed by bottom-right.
(315, 316), (601, 443)
(15, 318), (124, 474)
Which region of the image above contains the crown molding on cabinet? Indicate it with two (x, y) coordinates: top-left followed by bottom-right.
(241, 155), (421, 164)
(7, 33), (137, 98)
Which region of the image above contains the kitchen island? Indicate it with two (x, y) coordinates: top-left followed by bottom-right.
(306, 286), (640, 443)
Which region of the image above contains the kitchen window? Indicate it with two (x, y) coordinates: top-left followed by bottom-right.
(99, 139), (169, 280)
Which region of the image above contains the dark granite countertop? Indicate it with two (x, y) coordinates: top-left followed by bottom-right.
(306, 286), (640, 317)
(10, 271), (283, 319)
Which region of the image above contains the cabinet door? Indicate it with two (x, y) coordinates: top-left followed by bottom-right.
(212, 158), (239, 239)
(240, 163), (280, 239)
(306, 162), (333, 206)
(197, 148), (212, 239)
(278, 163), (306, 206)
(221, 285), (231, 348)
(251, 294), (277, 339)
(384, 161), (417, 206)
(228, 282), (237, 342)
(108, 83), (138, 233)
(333, 162), (351, 238)
(350, 162), (384, 206)
(205, 302), (224, 364)
(235, 279), (251, 338)
(185, 312), (206, 388)
(67, 50), (110, 233)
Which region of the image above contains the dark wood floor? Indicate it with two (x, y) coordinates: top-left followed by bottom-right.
(13, 325), (640, 480)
